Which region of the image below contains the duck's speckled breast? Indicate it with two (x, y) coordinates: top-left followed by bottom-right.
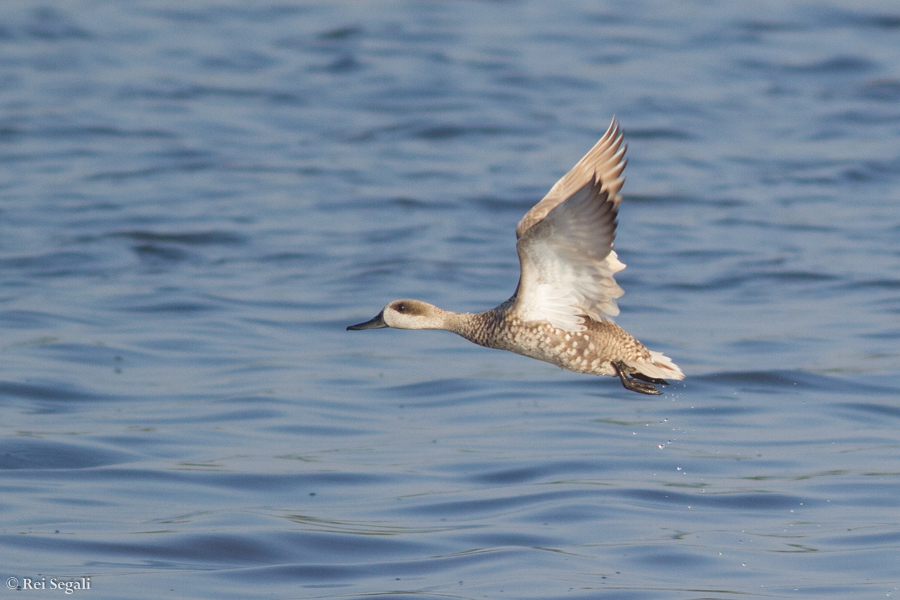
(456, 308), (652, 377)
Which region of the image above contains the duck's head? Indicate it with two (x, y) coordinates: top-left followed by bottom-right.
(347, 299), (445, 331)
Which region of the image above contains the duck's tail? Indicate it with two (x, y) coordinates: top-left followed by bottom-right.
(625, 351), (684, 382)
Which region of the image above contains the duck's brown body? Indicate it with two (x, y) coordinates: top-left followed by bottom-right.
(442, 302), (676, 394)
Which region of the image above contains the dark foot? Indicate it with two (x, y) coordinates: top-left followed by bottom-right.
(613, 362), (664, 395)
(631, 372), (670, 386)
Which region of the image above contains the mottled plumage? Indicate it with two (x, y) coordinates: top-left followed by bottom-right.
(348, 118), (683, 394)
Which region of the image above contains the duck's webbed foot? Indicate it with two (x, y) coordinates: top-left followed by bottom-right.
(613, 362), (665, 395)
(631, 372), (670, 386)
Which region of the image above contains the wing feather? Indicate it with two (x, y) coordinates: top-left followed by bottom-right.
(510, 118), (629, 331)
(516, 117), (627, 239)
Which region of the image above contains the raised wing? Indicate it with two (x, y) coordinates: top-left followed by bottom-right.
(516, 117), (627, 239)
(510, 118), (628, 331)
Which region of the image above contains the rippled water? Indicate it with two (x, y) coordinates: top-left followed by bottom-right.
(1, 1), (899, 598)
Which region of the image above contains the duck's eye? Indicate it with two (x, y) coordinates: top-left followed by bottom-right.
(396, 303), (406, 313)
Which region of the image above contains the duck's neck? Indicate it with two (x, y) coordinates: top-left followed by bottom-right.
(441, 308), (501, 348)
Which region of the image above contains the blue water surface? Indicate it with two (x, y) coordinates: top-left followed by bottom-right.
(1, 1), (899, 599)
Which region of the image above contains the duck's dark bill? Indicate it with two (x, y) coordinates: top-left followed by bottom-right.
(347, 312), (388, 331)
